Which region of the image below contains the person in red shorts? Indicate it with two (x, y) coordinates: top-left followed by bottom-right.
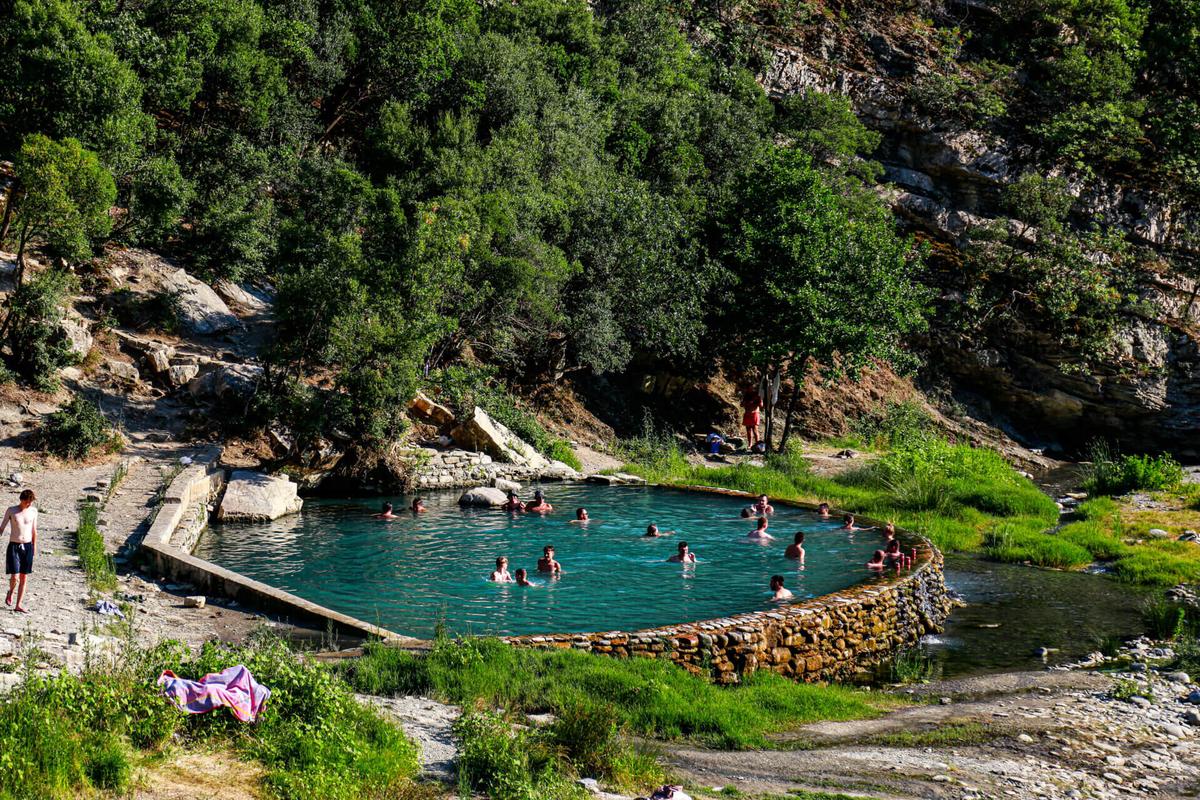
(741, 389), (762, 449)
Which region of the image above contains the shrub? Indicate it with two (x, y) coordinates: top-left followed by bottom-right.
(83, 734), (131, 791)
(454, 711), (536, 800)
(546, 439), (582, 471)
(552, 703), (621, 777)
(1142, 599), (1189, 640)
(849, 400), (933, 450)
(3, 268), (78, 391)
(1085, 442), (1183, 495)
(39, 396), (122, 460)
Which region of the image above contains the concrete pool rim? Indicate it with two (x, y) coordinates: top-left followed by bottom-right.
(143, 464), (950, 678)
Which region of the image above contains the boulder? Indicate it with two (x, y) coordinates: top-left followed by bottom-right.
(105, 359), (140, 384)
(458, 486), (508, 507)
(451, 406), (549, 469)
(145, 345), (174, 373)
(188, 363), (263, 403)
(214, 279), (271, 312)
(161, 267), (240, 336)
(492, 477), (522, 493)
(409, 392), (456, 426)
(58, 315), (93, 359)
(218, 470), (303, 522)
(543, 461), (581, 481)
(166, 363), (199, 386)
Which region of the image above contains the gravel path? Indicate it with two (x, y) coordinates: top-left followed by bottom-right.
(358, 694), (461, 780)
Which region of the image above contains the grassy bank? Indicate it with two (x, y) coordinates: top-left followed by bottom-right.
(74, 503), (116, 593)
(0, 634), (418, 800)
(337, 638), (896, 751)
(620, 433), (1200, 587)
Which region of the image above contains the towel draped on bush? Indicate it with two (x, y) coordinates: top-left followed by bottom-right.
(157, 665), (271, 722)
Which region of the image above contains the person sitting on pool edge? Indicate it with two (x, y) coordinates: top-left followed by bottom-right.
(502, 491), (525, 512)
(769, 575), (793, 601)
(747, 516), (773, 540)
(571, 507), (590, 523)
(816, 502), (831, 518)
(373, 502), (397, 520)
(537, 545), (563, 575)
(489, 557), (513, 582)
(525, 489), (553, 513)
(751, 494), (774, 515)
(882, 521), (897, 542)
(667, 541), (696, 563)
(411, 497), (427, 514)
(514, 568), (535, 587)
(785, 531), (805, 562)
(866, 550), (886, 572)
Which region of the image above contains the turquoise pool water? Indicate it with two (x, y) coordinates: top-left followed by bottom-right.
(195, 485), (892, 638)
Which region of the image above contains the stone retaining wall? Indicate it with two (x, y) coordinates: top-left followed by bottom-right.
(140, 460), (417, 645)
(410, 447), (578, 490)
(505, 488), (952, 683)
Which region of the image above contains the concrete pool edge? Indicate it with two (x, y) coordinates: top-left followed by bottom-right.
(140, 459), (423, 646)
(143, 467), (950, 680)
(503, 485), (953, 683)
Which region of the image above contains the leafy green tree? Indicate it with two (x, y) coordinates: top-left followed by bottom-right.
(723, 147), (930, 451)
(3, 268), (78, 391)
(3, 135), (116, 286)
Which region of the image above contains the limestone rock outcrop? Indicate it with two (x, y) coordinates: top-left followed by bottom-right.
(409, 392), (455, 426)
(218, 470), (303, 522)
(161, 268), (240, 336)
(451, 406), (549, 468)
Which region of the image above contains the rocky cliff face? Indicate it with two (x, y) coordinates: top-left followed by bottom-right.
(759, 12), (1200, 456)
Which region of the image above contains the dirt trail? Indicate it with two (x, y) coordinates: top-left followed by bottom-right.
(667, 669), (1200, 800)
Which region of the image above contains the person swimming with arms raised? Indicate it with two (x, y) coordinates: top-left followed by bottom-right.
(667, 541), (696, 563)
(866, 550), (886, 572)
(525, 489), (553, 513)
(537, 545), (563, 575)
(502, 491), (525, 512)
(785, 531), (805, 562)
(372, 502), (397, 520)
(489, 557), (513, 582)
(514, 568), (535, 587)
(769, 575), (793, 601)
(410, 497), (427, 513)
(747, 516), (773, 541)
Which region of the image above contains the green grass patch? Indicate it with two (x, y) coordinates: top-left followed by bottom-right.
(860, 721), (995, 748)
(74, 503), (116, 593)
(338, 638), (897, 750)
(0, 634), (419, 800)
(1085, 443), (1183, 495)
(1112, 541), (1200, 586)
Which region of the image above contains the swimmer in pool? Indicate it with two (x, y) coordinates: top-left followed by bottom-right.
(867, 550), (886, 571)
(525, 489), (553, 513)
(667, 541), (697, 563)
(740, 507), (753, 518)
(840, 513), (876, 532)
(489, 557), (513, 582)
(785, 531), (806, 562)
(537, 545), (563, 575)
(502, 491), (525, 512)
(882, 521), (897, 542)
(411, 497), (427, 513)
(571, 507), (590, 523)
(644, 524), (674, 537)
(747, 516), (773, 540)
(514, 568), (535, 587)
(372, 502), (397, 520)
(751, 494), (774, 515)
(817, 502), (831, 518)
(769, 575), (793, 601)
(884, 539), (909, 568)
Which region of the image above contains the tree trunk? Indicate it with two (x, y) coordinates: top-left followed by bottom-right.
(0, 184), (14, 243)
(777, 356), (808, 453)
(763, 367), (777, 451)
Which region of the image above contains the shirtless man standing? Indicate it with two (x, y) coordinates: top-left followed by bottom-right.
(1, 490), (37, 612)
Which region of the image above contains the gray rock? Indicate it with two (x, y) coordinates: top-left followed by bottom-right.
(184, 596), (206, 609)
(1185, 710), (1200, 726)
(166, 363), (200, 386)
(492, 477), (522, 494)
(1186, 689), (1200, 704)
(105, 359), (140, 383)
(1016, 733), (1035, 744)
(409, 392), (455, 426)
(1167, 671), (1191, 684)
(217, 470), (303, 522)
(145, 345), (174, 373)
(1162, 723), (1189, 738)
(187, 363), (263, 403)
(1130, 661), (1148, 672)
(214, 279), (271, 312)
(451, 406), (549, 469)
(1130, 695), (1152, 708)
(58, 314), (92, 359)
(458, 486), (508, 508)
(1148, 528), (1172, 539)
(161, 267), (240, 335)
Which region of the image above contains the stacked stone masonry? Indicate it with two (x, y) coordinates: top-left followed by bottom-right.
(505, 491), (952, 683)
(409, 447), (578, 490)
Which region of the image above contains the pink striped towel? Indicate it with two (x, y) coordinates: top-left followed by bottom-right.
(157, 665), (271, 722)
